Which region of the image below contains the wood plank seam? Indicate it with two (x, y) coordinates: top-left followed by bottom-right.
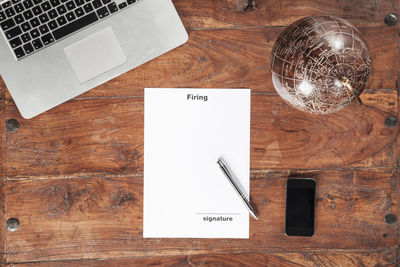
(397, 32), (400, 249)
(0, 181), (5, 264)
(4, 249), (399, 265)
(63, 90), (399, 101)
(2, 166), (399, 182)
(3, 96), (7, 264)
(3, 168), (397, 262)
(3, 91), (398, 178)
(2, 26), (398, 99)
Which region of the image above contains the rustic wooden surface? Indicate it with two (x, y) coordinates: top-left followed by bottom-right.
(6, 251), (399, 267)
(0, 0), (399, 265)
(4, 169), (398, 263)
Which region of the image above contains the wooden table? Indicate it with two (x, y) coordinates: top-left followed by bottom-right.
(0, 0), (399, 266)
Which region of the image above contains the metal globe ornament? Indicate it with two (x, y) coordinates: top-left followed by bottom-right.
(271, 16), (371, 114)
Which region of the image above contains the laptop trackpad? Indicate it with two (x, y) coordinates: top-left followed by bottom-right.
(64, 27), (127, 83)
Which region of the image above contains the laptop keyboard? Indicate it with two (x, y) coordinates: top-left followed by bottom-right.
(0, 0), (141, 60)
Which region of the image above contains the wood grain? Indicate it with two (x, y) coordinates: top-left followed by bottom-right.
(0, 0), (398, 264)
(1, 25), (398, 103)
(6, 97), (144, 178)
(8, 250), (398, 266)
(4, 90), (397, 178)
(4, 168), (397, 262)
(0, 76), (5, 100)
(174, 0), (399, 28)
(251, 91), (398, 170)
(0, 101), (5, 179)
(0, 180), (5, 264)
(0, 100), (5, 263)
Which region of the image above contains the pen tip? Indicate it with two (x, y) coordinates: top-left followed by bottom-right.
(250, 210), (258, 220)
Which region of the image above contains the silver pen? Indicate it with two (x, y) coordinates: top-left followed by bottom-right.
(217, 157), (258, 220)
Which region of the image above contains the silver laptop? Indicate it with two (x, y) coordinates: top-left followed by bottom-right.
(0, 0), (188, 118)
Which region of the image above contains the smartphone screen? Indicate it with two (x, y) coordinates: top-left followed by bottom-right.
(285, 178), (316, 236)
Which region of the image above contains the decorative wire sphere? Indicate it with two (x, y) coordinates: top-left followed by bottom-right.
(271, 16), (372, 114)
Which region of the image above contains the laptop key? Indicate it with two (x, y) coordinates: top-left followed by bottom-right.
(30, 17), (39, 27)
(127, 0), (135, 5)
(23, 42), (34, 53)
(65, 11), (75, 21)
(107, 2), (117, 13)
(118, 2), (126, 9)
(10, 36), (22, 48)
(39, 13), (49, 23)
(33, 0), (42, 4)
(14, 14), (24, 24)
(92, 0), (101, 8)
(11, 0), (21, 4)
(32, 5), (43, 15)
(21, 32), (30, 42)
(53, 11), (97, 40)
(32, 38), (43, 49)
(56, 4), (66, 14)
(48, 19), (57, 29)
(96, 6), (108, 18)
(41, 1), (51, 11)
(2, 1), (11, 9)
(0, 11), (6, 21)
(41, 33), (53, 45)
(5, 7), (15, 17)
(56, 15), (66, 25)
(65, 0), (75, 10)
(30, 28), (39, 38)
(74, 7), (83, 17)
(101, 0), (110, 5)
(74, 0), (84, 6)
(83, 3), (92, 12)
(21, 21), (30, 31)
(50, 0), (60, 7)
(39, 24), (49, 34)
(0, 18), (15, 30)
(5, 25), (22, 39)
(48, 9), (57, 18)
(13, 46), (25, 58)
(23, 9), (33, 20)
(14, 3), (24, 13)
(22, 0), (33, 9)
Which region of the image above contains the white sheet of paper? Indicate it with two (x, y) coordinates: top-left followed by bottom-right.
(143, 88), (251, 238)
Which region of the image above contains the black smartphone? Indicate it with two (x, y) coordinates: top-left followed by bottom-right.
(285, 178), (316, 236)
